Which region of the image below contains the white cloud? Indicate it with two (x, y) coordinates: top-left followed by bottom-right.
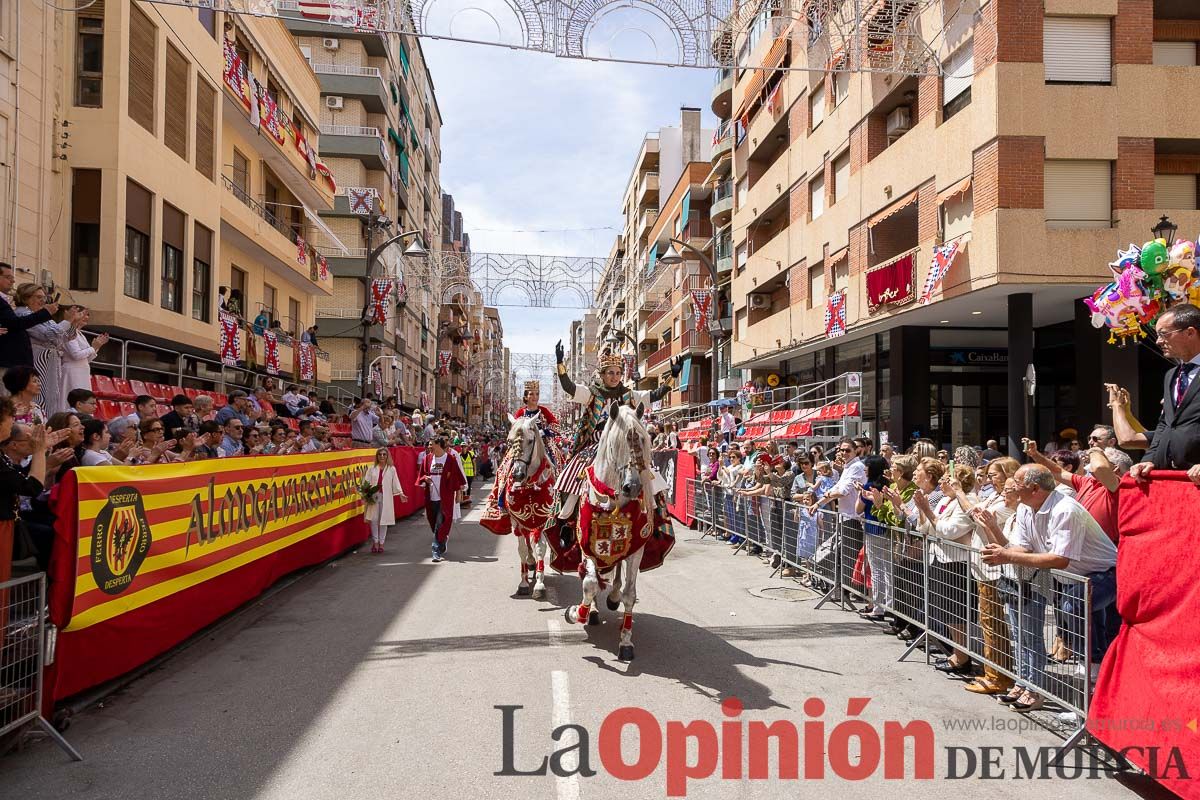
(421, 39), (715, 361)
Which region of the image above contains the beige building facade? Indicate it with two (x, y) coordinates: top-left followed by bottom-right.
(709, 0), (1200, 449)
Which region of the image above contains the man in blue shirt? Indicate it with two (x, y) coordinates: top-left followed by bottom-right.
(219, 417), (245, 457)
(215, 390), (252, 428)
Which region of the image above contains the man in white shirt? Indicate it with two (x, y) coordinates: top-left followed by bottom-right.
(982, 464), (1118, 677)
(282, 384), (313, 418)
(817, 437), (867, 519)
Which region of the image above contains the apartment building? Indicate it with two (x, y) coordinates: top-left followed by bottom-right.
(52, 1), (335, 388)
(562, 311), (599, 422)
(593, 108), (714, 376)
(715, 0), (1200, 450)
(280, 6), (443, 407)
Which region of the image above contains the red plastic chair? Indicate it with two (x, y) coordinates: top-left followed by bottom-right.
(111, 379), (135, 401)
(118, 402), (136, 418)
(149, 383), (174, 402)
(156, 404), (171, 418)
(92, 375), (118, 399)
(96, 400), (122, 421)
(213, 393), (228, 408)
(183, 388), (201, 402)
(128, 380), (150, 399)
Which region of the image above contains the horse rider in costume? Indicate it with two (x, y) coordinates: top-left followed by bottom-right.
(481, 380), (563, 534)
(550, 341), (683, 553)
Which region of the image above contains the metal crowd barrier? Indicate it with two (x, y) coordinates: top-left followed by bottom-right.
(0, 573), (81, 760)
(689, 479), (1094, 749)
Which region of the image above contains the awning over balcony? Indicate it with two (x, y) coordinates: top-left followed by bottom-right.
(868, 189), (919, 228)
(735, 70), (765, 120)
(938, 174), (972, 203)
(303, 203), (350, 254)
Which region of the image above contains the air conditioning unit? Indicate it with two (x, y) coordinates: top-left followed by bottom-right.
(326, 95), (344, 110)
(748, 293), (769, 310)
(639, 342), (655, 353)
(886, 106), (912, 137)
(322, 38), (340, 50)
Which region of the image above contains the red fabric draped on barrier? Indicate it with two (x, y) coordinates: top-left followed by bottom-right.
(667, 451), (697, 526)
(43, 448), (429, 707)
(1088, 473), (1200, 800)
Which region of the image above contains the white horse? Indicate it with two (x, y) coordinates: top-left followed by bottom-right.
(504, 412), (555, 599)
(566, 401), (656, 662)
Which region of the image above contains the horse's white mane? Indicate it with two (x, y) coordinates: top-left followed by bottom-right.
(508, 413), (545, 471)
(594, 404), (651, 483)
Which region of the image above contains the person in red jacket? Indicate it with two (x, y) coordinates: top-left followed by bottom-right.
(513, 380), (558, 426)
(419, 435), (466, 562)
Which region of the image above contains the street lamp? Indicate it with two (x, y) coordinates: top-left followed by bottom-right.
(1152, 215), (1178, 247)
(360, 216), (427, 399)
(658, 238), (722, 406)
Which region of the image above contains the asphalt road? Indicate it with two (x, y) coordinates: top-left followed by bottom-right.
(0, 499), (1173, 800)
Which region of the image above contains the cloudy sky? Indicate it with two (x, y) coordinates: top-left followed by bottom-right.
(421, 38), (716, 360)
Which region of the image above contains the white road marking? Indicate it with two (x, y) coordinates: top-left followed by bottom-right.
(546, 618), (568, 648)
(551, 669), (580, 800)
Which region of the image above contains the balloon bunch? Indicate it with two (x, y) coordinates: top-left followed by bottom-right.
(1087, 238), (1199, 345)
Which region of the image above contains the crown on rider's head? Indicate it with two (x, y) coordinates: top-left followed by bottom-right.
(597, 352), (623, 372)
(524, 380), (539, 393)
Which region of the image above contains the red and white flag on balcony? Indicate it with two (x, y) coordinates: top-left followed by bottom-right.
(622, 354), (637, 380)
(370, 364), (383, 398)
(369, 278), (393, 324)
(396, 280), (408, 304)
(317, 253), (329, 281)
(218, 311), (241, 366)
(691, 289), (714, 333)
(222, 40), (250, 110)
(296, 235), (308, 266)
(297, 342), (316, 382)
(918, 239), (962, 305)
(263, 329), (280, 375)
(354, 6), (379, 32)
(825, 289), (848, 338)
(298, 0), (357, 23)
(315, 161), (337, 193)
(420, 391), (430, 410)
(437, 351), (452, 376)
(766, 83), (782, 116)
(347, 187), (375, 215)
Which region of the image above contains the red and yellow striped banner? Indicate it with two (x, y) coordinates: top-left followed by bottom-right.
(67, 451), (373, 632)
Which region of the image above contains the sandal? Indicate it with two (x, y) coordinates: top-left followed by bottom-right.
(997, 687), (1025, 704)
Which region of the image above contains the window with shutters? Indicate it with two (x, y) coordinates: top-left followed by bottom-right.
(809, 83), (825, 131)
(289, 297), (301, 337)
(74, 7), (104, 108)
(195, 80), (215, 181)
(127, 5), (157, 134)
(832, 151), (850, 204)
(263, 283), (277, 322)
(70, 169), (102, 291)
(165, 43), (189, 161)
(1044, 16), (1112, 84)
(1153, 41), (1197, 65)
(832, 259), (849, 293)
(807, 262), (824, 309)
(231, 149), (250, 203)
(125, 180), (152, 301)
(942, 40), (973, 121)
(1154, 174), (1199, 209)
(1044, 160), (1112, 229)
(809, 173), (825, 219)
(161, 203), (185, 313)
(193, 223), (212, 322)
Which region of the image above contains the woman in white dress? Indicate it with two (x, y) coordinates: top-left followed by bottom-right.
(363, 448), (408, 554)
(59, 306), (109, 409)
(14, 285), (72, 414)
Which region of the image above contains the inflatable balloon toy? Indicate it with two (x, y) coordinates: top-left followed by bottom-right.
(1162, 264), (1197, 303)
(1085, 265), (1152, 344)
(1139, 238), (1171, 295)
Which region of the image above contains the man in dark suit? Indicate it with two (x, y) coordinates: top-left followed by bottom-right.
(0, 262), (58, 372)
(1130, 303), (1200, 485)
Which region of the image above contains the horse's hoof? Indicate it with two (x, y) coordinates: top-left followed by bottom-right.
(587, 610), (601, 626)
(618, 645), (635, 662)
(516, 584), (531, 596)
(605, 595), (621, 611)
(565, 607), (578, 624)
(532, 586), (546, 600)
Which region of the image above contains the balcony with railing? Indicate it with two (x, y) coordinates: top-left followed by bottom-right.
(645, 290), (675, 328)
(711, 121), (734, 163)
(678, 327), (712, 354)
(638, 207), (659, 235)
(311, 62), (388, 112)
(682, 217), (713, 247)
(711, 69), (734, 117)
(277, 1), (389, 56)
(715, 234), (734, 273)
(638, 171), (659, 203)
(710, 181), (734, 225)
(645, 339), (675, 372)
(318, 124), (388, 170)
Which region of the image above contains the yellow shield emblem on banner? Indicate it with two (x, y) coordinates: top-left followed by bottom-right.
(90, 487), (152, 595)
(589, 508), (634, 568)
